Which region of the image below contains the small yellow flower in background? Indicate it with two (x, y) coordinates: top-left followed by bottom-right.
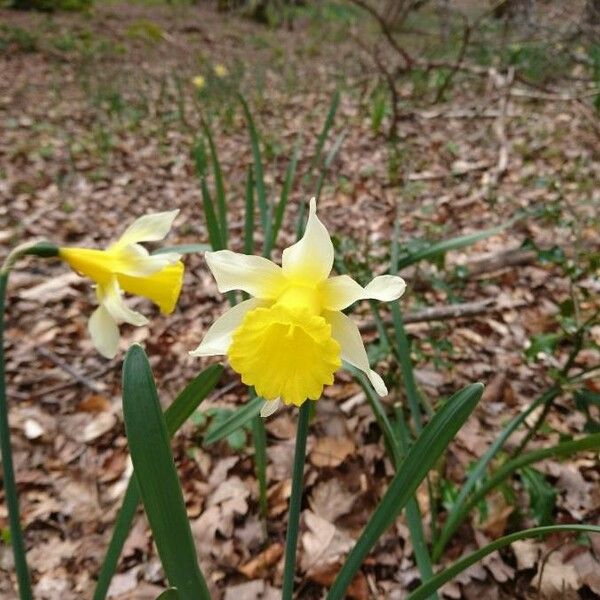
(214, 64), (229, 78)
(60, 211), (184, 359)
(191, 198), (406, 417)
(192, 75), (206, 90)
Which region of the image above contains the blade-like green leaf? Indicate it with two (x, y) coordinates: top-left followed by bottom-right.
(266, 136), (300, 256)
(432, 386), (558, 561)
(314, 129), (347, 201)
(201, 120), (228, 246)
(239, 94), (268, 237)
(327, 383), (484, 600)
(244, 166), (255, 255)
(395, 222), (514, 271)
(155, 589), (180, 600)
(448, 432), (600, 544)
(94, 365), (223, 600)
(200, 176), (225, 251)
(203, 394), (263, 445)
(351, 367), (437, 599)
(406, 525), (600, 600)
(307, 89), (340, 176)
(153, 243), (211, 256)
(122, 346), (210, 600)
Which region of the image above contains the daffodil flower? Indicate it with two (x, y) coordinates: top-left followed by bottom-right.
(59, 211), (184, 359)
(192, 75), (206, 90)
(191, 199), (406, 417)
(214, 64), (229, 78)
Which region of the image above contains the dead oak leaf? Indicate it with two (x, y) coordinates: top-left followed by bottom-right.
(238, 543), (283, 579)
(308, 478), (355, 522)
(309, 436), (355, 468)
(300, 511), (354, 573)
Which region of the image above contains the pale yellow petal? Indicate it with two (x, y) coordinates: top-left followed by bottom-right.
(99, 278), (148, 327)
(88, 305), (120, 359)
(205, 250), (286, 299)
(320, 274), (406, 311)
(114, 210), (179, 247)
(189, 298), (265, 357)
(325, 310), (388, 396)
(281, 197), (333, 284)
(260, 398), (281, 418)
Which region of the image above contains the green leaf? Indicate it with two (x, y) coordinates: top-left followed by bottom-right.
(525, 333), (562, 360)
(267, 136), (300, 256)
(326, 383), (484, 600)
(438, 432), (600, 561)
(203, 394), (264, 445)
(308, 89), (340, 176)
(122, 346), (210, 600)
(155, 588), (180, 600)
(152, 243), (211, 256)
(432, 385), (559, 561)
(239, 94), (268, 238)
(200, 175), (225, 251)
(395, 222), (514, 271)
(244, 166), (255, 255)
(521, 466), (556, 526)
(406, 525), (600, 600)
(201, 120), (228, 246)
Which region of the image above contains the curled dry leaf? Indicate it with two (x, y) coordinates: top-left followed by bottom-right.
(238, 543), (283, 579)
(309, 436), (355, 468)
(308, 478), (355, 522)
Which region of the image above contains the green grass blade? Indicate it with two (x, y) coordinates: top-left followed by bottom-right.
(433, 386), (559, 561)
(351, 367), (437, 599)
(201, 120), (228, 246)
(307, 89), (340, 177)
(244, 166), (255, 255)
(314, 129), (347, 201)
(155, 589), (180, 600)
(395, 222), (512, 271)
(0, 271), (33, 600)
(239, 94), (268, 237)
(327, 383), (484, 600)
(203, 394), (264, 445)
(447, 433), (600, 547)
(122, 346), (210, 600)
(266, 136), (300, 256)
(94, 365), (223, 600)
(153, 243), (211, 256)
(407, 525), (600, 600)
(200, 176), (225, 251)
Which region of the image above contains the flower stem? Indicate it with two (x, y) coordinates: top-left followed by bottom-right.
(0, 241), (58, 599)
(0, 271), (33, 600)
(281, 402), (310, 600)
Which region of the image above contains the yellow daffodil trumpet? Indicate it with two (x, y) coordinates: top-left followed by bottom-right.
(191, 198), (406, 417)
(60, 211), (184, 359)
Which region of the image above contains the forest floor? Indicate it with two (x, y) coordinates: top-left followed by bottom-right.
(1, 2), (599, 599)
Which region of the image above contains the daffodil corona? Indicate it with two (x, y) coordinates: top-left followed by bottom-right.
(191, 199), (406, 417)
(60, 211), (184, 359)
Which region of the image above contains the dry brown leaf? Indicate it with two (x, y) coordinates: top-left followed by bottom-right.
(309, 563), (368, 600)
(308, 478), (355, 522)
(238, 543), (283, 579)
(300, 511), (354, 573)
(309, 436), (355, 468)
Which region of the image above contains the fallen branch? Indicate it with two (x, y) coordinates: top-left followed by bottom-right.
(359, 297), (528, 333)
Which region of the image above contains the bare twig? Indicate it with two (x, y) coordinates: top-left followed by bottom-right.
(34, 346), (106, 394)
(359, 297), (529, 333)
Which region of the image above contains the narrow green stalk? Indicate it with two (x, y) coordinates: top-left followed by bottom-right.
(282, 402), (310, 600)
(0, 241), (58, 600)
(0, 271), (33, 600)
